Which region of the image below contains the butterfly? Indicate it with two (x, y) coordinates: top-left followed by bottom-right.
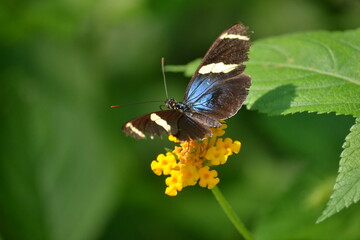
(121, 23), (251, 141)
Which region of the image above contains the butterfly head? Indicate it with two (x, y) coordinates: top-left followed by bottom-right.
(165, 98), (190, 112)
(165, 98), (178, 109)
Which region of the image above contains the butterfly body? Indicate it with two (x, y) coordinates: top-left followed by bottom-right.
(165, 98), (189, 112)
(121, 23), (251, 141)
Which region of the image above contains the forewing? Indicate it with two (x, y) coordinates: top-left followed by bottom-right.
(188, 72), (251, 119)
(183, 23), (251, 119)
(122, 110), (182, 139)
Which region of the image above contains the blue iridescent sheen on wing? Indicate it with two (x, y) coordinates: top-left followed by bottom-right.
(183, 69), (251, 120)
(185, 74), (219, 112)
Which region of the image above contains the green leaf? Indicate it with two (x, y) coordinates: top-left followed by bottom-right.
(245, 28), (360, 116)
(245, 29), (360, 222)
(317, 118), (360, 223)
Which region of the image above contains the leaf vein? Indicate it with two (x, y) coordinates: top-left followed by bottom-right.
(302, 37), (338, 70)
(255, 44), (290, 60)
(333, 38), (360, 52)
(247, 61), (360, 86)
(250, 82), (347, 90)
(332, 177), (360, 210)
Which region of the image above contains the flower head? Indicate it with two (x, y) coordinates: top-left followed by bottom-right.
(151, 122), (242, 196)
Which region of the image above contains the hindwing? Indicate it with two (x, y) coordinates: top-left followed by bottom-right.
(122, 110), (212, 141)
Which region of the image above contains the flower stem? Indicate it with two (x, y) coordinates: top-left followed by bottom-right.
(211, 186), (254, 240)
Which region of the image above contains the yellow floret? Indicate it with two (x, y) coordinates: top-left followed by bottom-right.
(168, 135), (179, 143)
(198, 166), (220, 189)
(205, 146), (229, 165)
(165, 170), (183, 196)
(151, 121), (242, 196)
(151, 152), (177, 176)
(180, 164), (199, 187)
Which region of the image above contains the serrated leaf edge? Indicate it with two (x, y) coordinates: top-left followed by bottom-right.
(316, 118), (360, 223)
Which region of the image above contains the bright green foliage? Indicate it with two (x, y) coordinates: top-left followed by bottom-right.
(167, 28), (360, 223)
(317, 118), (360, 223)
(245, 29), (360, 116)
(245, 29), (360, 222)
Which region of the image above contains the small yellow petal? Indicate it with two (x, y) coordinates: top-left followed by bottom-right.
(198, 166), (220, 189)
(205, 147), (229, 165)
(231, 141), (241, 154)
(151, 153), (177, 176)
(165, 186), (179, 196)
(165, 170), (183, 196)
(180, 164), (199, 187)
(211, 123), (227, 137)
(215, 138), (241, 156)
(168, 135), (180, 142)
(151, 160), (163, 176)
(211, 128), (225, 137)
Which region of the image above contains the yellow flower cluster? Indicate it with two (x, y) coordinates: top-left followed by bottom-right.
(151, 123), (241, 196)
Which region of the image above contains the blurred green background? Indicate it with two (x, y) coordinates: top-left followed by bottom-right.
(1, 0), (360, 239)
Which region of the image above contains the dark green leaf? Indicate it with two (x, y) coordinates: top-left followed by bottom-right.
(317, 118), (360, 223)
(245, 28), (360, 116)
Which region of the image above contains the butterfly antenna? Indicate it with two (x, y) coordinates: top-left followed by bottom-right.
(161, 57), (169, 99)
